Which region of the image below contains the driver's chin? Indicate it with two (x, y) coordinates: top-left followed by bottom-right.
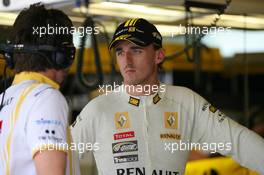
(123, 74), (139, 85)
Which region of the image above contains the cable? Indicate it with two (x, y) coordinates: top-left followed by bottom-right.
(165, 0), (232, 61)
(95, 20), (117, 85)
(77, 16), (103, 90)
(184, 5), (193, 62)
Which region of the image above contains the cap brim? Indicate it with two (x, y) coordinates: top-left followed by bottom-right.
(108, 37), (149, 50)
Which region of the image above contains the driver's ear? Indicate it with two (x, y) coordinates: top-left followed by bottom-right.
(155, 48), (165, 65)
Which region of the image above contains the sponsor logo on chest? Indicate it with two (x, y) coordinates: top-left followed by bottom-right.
(112, 140), (138, 153)
(161, 112), (181, 140)
(115, 112), (131, 130)
(164, 112), (178, 129)
(116, 167), (179, 175)
(114, 154), (138, 164)
(114, 131), (135, 140)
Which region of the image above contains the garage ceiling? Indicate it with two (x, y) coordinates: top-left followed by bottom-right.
(126, 0), (264, 15)
(0, 0), (264, 32)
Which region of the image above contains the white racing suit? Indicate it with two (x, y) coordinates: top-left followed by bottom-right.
(71, 83), (264, 175)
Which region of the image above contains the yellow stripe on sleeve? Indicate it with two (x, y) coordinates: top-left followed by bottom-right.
(67, 127), (73, 175)
(4, 83), (39, 175)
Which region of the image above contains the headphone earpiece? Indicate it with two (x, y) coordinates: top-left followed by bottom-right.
(0, 43), (76, 69)
(50, 45), (75, 69)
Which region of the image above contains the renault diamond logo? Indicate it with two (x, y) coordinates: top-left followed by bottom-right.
(118, 115), (127, 127)
(115, 112), (130, 130)
(167, 114), (175, 127)
(164, 112), (178, 129)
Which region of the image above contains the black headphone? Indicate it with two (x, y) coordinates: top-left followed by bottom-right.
(0, 42), (76, 69)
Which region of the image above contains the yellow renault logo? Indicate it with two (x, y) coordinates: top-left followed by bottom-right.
(115, 112), (130, 129)
(164, 112), (178, 129)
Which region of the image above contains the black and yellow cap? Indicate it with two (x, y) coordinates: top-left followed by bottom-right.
(109, 18), (162, 50)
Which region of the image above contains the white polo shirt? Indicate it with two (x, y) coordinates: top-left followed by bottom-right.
(71, 84), (264, 175)
(0, 72), (80, 175)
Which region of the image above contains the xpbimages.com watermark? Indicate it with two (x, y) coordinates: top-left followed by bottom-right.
(165, 24), (231, 37)
(98, 82), (166, 96)
(164, 141), (232, 154)
(38, 142), (100, 154)
(32, 24), (100, 37)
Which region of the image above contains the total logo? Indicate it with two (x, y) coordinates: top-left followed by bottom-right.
(114, 131), (135, 140)
(116, 167), (179, 175)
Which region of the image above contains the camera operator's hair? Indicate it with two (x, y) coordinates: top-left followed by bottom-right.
(10, 3), (73, 73)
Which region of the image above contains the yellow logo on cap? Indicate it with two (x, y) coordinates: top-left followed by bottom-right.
(128, 27), (136, 32)
(115, 112), (130, 129)
(164, 112), (178, 129)
(114, 34), (130, 42)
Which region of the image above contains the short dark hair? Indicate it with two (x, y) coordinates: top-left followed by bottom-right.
(9, 3), (73, 73)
